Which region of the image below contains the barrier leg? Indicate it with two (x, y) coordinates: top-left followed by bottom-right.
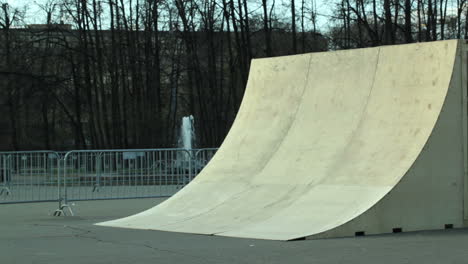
(54, 157), (74, 216)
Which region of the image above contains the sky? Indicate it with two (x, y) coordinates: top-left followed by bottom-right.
(4, 0), (49, 24)
(2, 0), (366, 32)
(4, 0), (464, 29)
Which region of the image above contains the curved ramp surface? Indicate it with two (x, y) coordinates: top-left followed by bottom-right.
(99, 40), (468, 240)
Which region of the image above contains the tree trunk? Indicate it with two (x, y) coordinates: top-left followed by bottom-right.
(383, 0), (393, 44)
(291, 0), (297, 53)
(404, 0), (412, 43)
(262, 0), (272, 56)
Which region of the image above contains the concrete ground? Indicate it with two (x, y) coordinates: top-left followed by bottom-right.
(1, 198), (468, 264)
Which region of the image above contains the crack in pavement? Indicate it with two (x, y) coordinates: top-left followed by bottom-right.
(16, 223), (255, 264)
(63, 225), (233, 263)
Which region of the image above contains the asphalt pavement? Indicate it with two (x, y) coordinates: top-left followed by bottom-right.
(1, 198), (468, 264)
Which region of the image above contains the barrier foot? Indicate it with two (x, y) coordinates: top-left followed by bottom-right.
(53, 202), (74, 216)
(0, 186), (11, 196)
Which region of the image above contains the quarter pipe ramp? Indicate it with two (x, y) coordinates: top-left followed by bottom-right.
(98, 40), (468, 240)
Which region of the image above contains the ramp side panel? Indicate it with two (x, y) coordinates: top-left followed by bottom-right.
(463, 42), (468, 222)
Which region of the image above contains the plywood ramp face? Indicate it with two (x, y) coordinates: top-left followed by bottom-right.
(98, 40), (467, 241)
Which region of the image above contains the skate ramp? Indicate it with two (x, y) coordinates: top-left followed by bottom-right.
(98, 40), (468, 240)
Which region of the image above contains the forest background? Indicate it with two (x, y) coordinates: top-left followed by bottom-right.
(0, 0), (464, 150)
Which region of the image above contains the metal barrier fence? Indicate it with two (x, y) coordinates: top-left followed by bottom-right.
(0, 148), (218, 215)
(0, 151), (61, 203)
(54, 148), (220, 216)
(191, 148), (218, 173)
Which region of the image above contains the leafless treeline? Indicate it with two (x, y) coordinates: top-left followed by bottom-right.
(0, 0), (466, 150)
(329, 0), (468, 48)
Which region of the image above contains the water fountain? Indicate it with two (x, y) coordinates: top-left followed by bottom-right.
(178, 115), (195, 150)
(176, 115), (195, 186)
